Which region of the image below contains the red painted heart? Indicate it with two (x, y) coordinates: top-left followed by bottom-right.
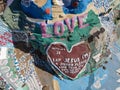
(47, 42), (91, 79)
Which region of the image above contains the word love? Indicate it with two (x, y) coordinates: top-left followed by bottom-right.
(0, 32), (13, 46)
(41, 13), (89, 38)
(47, 42), (91, 79)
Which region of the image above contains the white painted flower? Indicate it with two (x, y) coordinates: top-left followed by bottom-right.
(93, 79), (102, 89)
(93, 74), (107, 89)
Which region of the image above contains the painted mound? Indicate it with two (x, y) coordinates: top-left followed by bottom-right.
(1, 0), (113, 80)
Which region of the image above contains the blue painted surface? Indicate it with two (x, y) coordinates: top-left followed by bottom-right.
(54, 55), (120, 90)
(21, 0), (92, 19)
(63, 0), (92, 14)
(21, 0), (53, 20)
(98, 55), (120, 90)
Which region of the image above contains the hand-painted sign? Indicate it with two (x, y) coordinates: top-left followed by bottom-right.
(47, 42), (91, 79)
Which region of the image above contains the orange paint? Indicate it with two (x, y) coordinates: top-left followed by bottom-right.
(45, 8), (50, 14)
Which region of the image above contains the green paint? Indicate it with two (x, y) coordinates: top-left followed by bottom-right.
(29, 10), (103, 79)
(30, 10), (101, 55)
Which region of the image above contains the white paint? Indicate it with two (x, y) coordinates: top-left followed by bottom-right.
(29, 76), (37, 90)
(116, 53), (120, 61)
(93, 79), (102, 89)
(116, 68), (120, 75)
(0, 51), (22, 89)
(117, 79), (120, 83)
(82, 53), (89, 60)
(46, 41), (91, 79)
(10, 75), (18, 83)
(0, 66), (10, 74)
(56, 0), (64, 6)
(6, 71), (13, 78)
(93, 53), (101, 62)
(0, 47), (8, 60)
(116, 87), (120, 90)
(93, 74), (107, 89)
(15, 80), (24, 88)
(27, 79), (34, 90)
(26, 81), (31, 90)
(0, 59), (8, 66)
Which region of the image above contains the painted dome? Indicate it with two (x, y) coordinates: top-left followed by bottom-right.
(21, 0), (53, 20)
(21, 0), (92, 20)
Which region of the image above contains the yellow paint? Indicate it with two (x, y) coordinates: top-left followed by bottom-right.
(34, 0), (47, 7)
(53, 80), (60, 90)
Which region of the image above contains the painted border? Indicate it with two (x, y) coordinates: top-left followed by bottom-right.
(46, 41), (91, 79)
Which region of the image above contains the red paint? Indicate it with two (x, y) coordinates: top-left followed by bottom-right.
(72, 2), (79, 7)
(47, 42), (91, 79)
(45, 8), (51, 14)
(0, 32), (13, 46)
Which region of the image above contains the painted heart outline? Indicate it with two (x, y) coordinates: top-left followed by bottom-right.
(46, 41), (91, 79)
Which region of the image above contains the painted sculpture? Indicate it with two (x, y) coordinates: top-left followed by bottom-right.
(0, 0), (120, 90)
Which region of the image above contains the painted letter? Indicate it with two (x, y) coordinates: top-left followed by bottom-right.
(40, 22), (52, 38)
(54, 21), (64, 36)
(77, 14), (89, 28)
(64, 17), (75, 32)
